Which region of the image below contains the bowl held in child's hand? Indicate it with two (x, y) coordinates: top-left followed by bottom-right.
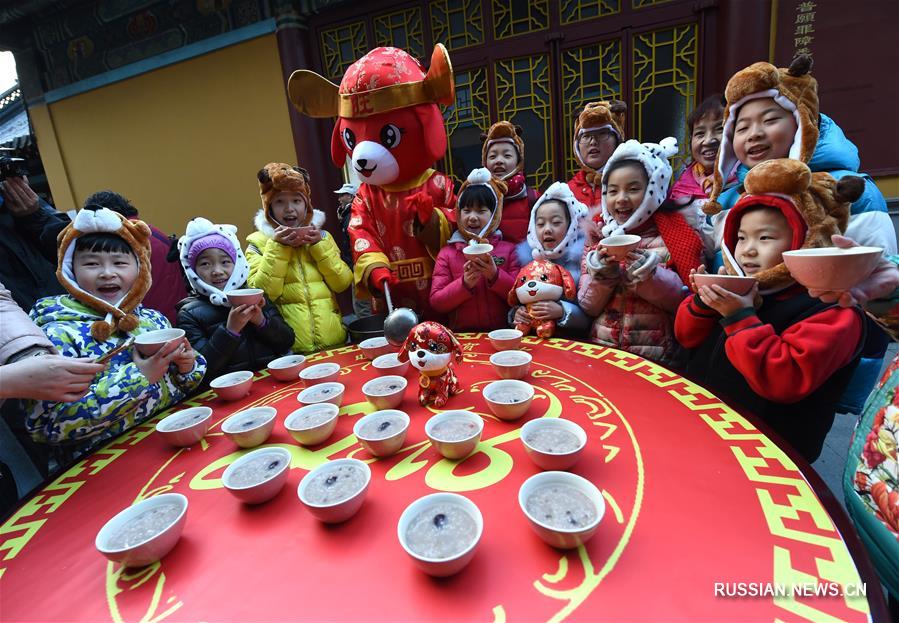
(227, 288), (264, 307)
(599, 234), (641, 260)
(134, 328), (185, 357)
(692, 273), (756, 296)
(782, 247), (883, 291)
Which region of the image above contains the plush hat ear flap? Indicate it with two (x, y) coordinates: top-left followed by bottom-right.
(609, 100), (627, 114)
(787, 54), (813, 77)
(479, 131), (489, 142)
(703, 197), (723, 216)
(448, 330), (464, 364)
(835, 175), (865, 205)
(90, 320), (113, 342)
(257, 167), (271, 185)
(118, 314), (140, 333)
(514, 125), (523, 136)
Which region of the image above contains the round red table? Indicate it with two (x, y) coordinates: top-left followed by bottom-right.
(0, 335), (887, 622)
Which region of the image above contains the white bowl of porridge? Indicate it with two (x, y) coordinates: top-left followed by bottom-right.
(488, 328), (523, 351)
(518, 471), (605, 549)
(155, 406), (213, 447)
(462, 242), (494, 262)
(372, 352), (410, 376)
(298, 382), (345, 407)
(299, 362), (342, 386)
(95, 493), (188, 567)
(600, 234), (641, 261)
(284, 403), (339, 446)
(267, 354), (306, 381)
(397, 492), (483, 577)
(226, 288), (264, 307)
(221, 406), (277, 448)
(297, 458), (371, 523)
(362, 375), (408, 410)
(209, 370), (254, 401)
(222, 447), (291, 504)
(353, 409), (410, 457)
(483, 380), (534, 420)
(425, 410), (484, 460)
(359, 336), (393, 360)
(489, 350), (532, 380)
(134, 328), (186, 357)
(520, 418), (587, 471)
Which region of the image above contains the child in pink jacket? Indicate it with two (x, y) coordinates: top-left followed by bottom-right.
(578, 138), (704, 367)
(430, 168), (520, 332)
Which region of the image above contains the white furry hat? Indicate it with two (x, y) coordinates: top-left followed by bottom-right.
(526, 182), (588, 260)
(178, 217), (250, 307)
(600, 137), (678, 236)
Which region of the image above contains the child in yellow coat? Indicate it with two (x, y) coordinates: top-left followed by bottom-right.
(246, 163), (352, 353)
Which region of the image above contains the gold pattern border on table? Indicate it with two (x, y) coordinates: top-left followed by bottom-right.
(541, 338), (869, 621)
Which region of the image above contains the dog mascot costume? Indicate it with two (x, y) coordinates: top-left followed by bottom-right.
(288, 45), (457, 320)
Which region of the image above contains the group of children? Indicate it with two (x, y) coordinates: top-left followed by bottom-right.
(21, 55), (892, 470)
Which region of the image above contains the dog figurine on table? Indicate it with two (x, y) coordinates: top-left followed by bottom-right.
(508, 259), (576, 339)
(398, 321), (463, 408)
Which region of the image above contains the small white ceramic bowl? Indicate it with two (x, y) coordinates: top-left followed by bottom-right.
(221, 406), (277, 448)
(299, 362), (342, 386)
(267, 354), (306, 381)
(488, 328), (523, 351)
(210, 370), (254, 401)
(372, 352), (410, 376)
(155, 406), (213, 447)
(222, 447), (292, 504)
(462, 243), (494, 261)
(284, 403), (340, 446)
(353, 409), (410, 457)
(600, 234), (641, 260)
(226, 288), (264, 307)
(518, 471), (605, 549)
(483, 379), (535, 420)
(362, 375), (408, 410)
(359, 336), (393, 360)
(297, 458), (372, 523)
(520, 419), (587, 471)
(425, 410), (484, 460)
(297, 382), (345, 407)
(95, 493), (188, 567)
(693, 273), (756, 296)
(134, 328), (185, 357)
(397, 492), (484, 577)
(489, 350), (532, 380)
(782, 246), (883, 291)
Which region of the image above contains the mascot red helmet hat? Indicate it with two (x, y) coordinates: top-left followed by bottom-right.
(288, 45), (455, 187)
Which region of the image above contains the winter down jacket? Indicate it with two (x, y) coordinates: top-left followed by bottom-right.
(246, 209), (352, 353)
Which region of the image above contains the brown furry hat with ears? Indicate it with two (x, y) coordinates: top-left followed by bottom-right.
(456, 167), (508, 243)
(573, 100), (627, 185)
(720, 159), (863, 292)
(481, 121), (525, 180)
(257, 163), (313, 228)
(705, 55), (818, 215)
(56, 207), (152, 341)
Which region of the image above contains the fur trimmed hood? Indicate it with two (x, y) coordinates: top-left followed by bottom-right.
(253, 208), (327, 238)
(706, 55), (818, 215)
(600, 137), (678, 236)
(719, 158), (863, 292)
(56, 207), (152, 342)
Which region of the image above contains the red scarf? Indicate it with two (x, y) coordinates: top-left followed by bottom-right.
(654, 210), (705, 285)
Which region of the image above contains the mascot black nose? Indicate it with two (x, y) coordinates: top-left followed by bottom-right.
(527, 281), (536, 288)
(416, 350), (426, 359)
(357, 158), (368, 168)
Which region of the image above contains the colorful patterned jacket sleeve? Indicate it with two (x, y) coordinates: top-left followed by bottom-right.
(26, 309), (205, 445)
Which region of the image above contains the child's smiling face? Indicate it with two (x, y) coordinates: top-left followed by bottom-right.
(605, 163), (647, 225)
(195, 248), (235, 290)
(534, 200), (570, 250)
(485, 143), (519, 178)
(459, 201), (492, 235)
(73, 248), (139, 304)
(691, 112), (723, 169)
(734, 207), (793, 275)
(270, 191), (307, 227)
(732, 98), (797, 169)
